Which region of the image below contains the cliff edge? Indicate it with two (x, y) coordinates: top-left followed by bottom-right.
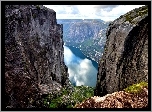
(95, 5), (148, 96)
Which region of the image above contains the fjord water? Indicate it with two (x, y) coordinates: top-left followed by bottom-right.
(64, 45), (98, 87)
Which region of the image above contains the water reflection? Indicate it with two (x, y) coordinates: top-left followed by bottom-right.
(64, 45), (98, 87)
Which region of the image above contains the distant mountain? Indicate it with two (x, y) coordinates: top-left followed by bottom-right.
(57, 19), (110, 62)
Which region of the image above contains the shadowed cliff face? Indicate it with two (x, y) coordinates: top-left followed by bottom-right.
(5, 5), (70, 108)
(95, 6), (148, 96)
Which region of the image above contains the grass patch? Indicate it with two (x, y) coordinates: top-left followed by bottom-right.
(42, 85), (95, 108)
(124, 81), (148, 94)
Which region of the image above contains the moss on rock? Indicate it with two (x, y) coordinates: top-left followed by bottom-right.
(124, 81), (148, 94)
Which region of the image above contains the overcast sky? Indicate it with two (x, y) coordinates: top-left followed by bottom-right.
(44, 5), (144, 21)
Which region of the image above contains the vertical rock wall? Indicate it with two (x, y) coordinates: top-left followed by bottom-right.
(5, 5), (70, 108)
(95, 6), (148, 96)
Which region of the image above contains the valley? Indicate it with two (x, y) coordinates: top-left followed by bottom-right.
(57, 19), (110, 62)
(4, 4), (149, 109)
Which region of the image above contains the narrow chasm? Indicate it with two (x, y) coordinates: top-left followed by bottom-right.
(4, 5), (149, 109)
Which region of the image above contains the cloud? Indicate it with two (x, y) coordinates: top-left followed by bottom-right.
(44, 5), (145, 21)
(63, 46), (74, 65)
(70, 6), (80, 14)
(93, 5), (119, 12)
(64, 46), (97, 87)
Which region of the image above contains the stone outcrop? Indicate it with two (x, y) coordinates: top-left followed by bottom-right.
(95, 5), (148, 96)
(75, 86), (148, 108)
(5, 5), (70, 108)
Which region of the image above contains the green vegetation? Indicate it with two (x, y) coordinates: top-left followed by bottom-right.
(124, 5), (148, 23)
(124, 81), (148, 94)
(36, 5), (41, 10)
(64, 37), (105, 61)
(42, 85), (95, 108)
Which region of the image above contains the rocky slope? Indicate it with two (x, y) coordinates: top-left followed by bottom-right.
(75, 82), (148, 108)
(5, 5), (71, 108)
(95, 5), (148, 96)
(57, 19), (110, 62)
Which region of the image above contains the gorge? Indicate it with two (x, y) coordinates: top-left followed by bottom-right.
(4, 5), (149, 109)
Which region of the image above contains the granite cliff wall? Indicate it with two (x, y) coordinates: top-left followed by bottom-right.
(5, 5), (70, 108)
(95, 5), (148, 96)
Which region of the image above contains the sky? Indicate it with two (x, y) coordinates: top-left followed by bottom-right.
(64, 46), (97, 87)
(44, 5), (144, 21)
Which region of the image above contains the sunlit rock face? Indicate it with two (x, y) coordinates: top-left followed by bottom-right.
(5, 5), (70, 108)
(95, 5), (148, 96)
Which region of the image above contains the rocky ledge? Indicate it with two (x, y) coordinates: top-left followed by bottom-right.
(76, 82), (148, 108)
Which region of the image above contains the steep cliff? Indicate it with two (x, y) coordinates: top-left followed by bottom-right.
(5, 5), (70, 108)
(57, 19), (109, 62)
(95, 5), (148, 96)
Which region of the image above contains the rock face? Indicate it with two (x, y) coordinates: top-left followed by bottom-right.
(57, 19), (109, 62)
(5, 5), (70, 108)
(95, 5), (148, 96)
